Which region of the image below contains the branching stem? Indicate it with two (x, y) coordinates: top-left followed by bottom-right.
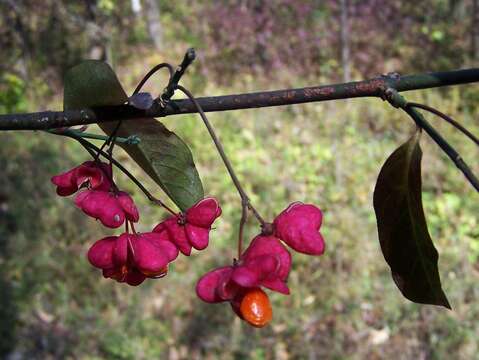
(383, 88), (479, 192)
(403, 106), (479, 192)
(53, 131), (177, 215)
(407, 102), (479, 147)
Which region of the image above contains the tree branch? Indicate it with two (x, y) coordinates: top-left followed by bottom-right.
(0, 68), (478, 131)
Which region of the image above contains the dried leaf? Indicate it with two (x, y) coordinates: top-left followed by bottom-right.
(373, 131), (450, 309)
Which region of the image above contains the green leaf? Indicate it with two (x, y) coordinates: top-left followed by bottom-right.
(100, 119), (204, 211)
(373, 131), (451, 309)
(63, 60), (129, 109)
(63, 60), (204, 211)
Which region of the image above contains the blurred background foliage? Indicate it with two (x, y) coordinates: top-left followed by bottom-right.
(0, 0), (479, 359)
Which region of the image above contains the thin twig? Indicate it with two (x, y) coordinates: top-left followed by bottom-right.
(403, 106), (479, 192)
(175, 85), (266, 222)
(100, 62), (175, 158)
(382, 88), (479, 192)
(56, 131), (177, 215)
(174, 85), (266, 256)
(407, 102), (479, 147)
(160, 48), (196, 102)
(47, 128), (138, 144)
(97, 119), (123, 159)
(238, 200), (248, 258)
(132, 63), (174, 95)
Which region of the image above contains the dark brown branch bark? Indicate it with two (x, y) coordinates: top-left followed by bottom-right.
(0, 68), (478, 131)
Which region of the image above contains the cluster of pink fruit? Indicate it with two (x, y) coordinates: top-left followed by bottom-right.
(51, 160), (221, 286)
(196, 202), (325, 327)
(52, 160), (325, 327)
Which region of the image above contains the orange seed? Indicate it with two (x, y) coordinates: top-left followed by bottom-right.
(239, 288), (273, 328)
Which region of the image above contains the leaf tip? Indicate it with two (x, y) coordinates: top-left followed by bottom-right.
(438, 293), (452, 310)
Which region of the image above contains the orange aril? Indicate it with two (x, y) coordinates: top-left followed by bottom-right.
(141, 266), (168, 278)
(239, 288), (273, 328)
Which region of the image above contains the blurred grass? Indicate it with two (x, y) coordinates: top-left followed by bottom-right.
(1, 52), (479, 360)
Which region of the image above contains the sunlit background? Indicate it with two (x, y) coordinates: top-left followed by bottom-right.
(1, 1), (479, 359)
